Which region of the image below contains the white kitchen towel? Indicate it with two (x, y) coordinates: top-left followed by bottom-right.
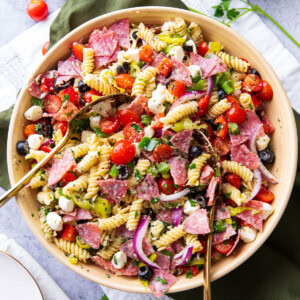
(0, 233), (69, 300)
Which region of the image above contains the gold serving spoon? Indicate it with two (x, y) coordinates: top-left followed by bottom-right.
(0, 93), (133, 208)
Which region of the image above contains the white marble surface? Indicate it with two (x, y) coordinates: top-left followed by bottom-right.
(0, 1), (299, 300)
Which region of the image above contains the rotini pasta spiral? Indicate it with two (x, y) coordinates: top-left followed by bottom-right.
(71, 143), (90, 159)
(150, 220), (164, 241)
(144, 78), (156, 99)
(239, 93), (255, 111)
(39, 206), (53, 241)
(222, 183), (248, 206)
(187, 153), (211, 186)
(30, 171), (48, 189)
(217, 51), (250, 73)
(83, 73), (119, 95)
(82, 48), (94, 76)
(123, 192), (135, 204)
(25, 149), (47, 162)
(84, 166), (100, 200)
(97, 144), (112, 178)
(126, 198), (144, 231)
(63, 174), (89, 197)
(185, 234), (202, 253)
(108, 131), (124, 144)
(174, 18), (188, 36)
(100, 230), (115, 247)
(87, 134), (102, 151)
(222, 160), (254, 183)
(128, 159), (150, 188)
(54, 238), (91, 262)
(98, 208), (130, 231)
(132, 66), (158, 96)
(234, 81), (242, 91)
(207, 98), (231, 119)
(76, 149), (100, 173)
(36, 186), (55, 206)
(97, 236), (124, 261)
(231, 71), (247, 82)
(209, 90), (219, 107)
(188, 22), (202, 45)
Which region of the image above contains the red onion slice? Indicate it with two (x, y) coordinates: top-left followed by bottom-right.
(133, 216), (160, 269)
(169, 91), (206, 111)
(248, 169), (262, 201)
(174, 245), (193, 266)
(160, 188), (190, 201)
(172, 207), (183, 227)
(249, 124), (278, 184)
(41, 139), (54, 147)
(207, 76), (214, 97)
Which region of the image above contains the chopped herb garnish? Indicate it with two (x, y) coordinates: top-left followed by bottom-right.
(134, 169), (142, 180)
(30, 97), (44, 108)
(155, 277), (167, 285)
(189, 164), (196, 170)
(131, 123), (142, 133)
(151, 197), (160, 204)
(186, 269), (193, 279)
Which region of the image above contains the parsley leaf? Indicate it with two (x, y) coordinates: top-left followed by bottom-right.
(155, 277), (167, 285)
(227, 8), (240, 20)
(186, 269), (193, 279)
(189, 164), (196, 170)
(30, 97), (44, 108)
(131, 123), (142, 133)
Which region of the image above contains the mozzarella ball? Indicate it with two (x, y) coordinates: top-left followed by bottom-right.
(46, 212), (63, 231)
(262, 202), (274, 220)
(144, 126), (155, 138)
(27, 134), (44, 150)
(256, 134), (270, 151)
(126, 48), (140, 63)
(90, 115), (101, 128)
(133, 142), (141, 156)
(59, 196), (75, 213)
(148, 84), (168, 115)
(188, 65), (202, 79)
(24, 106), (43, 122)
(93, 100), (112, 117)
(161, 21), (175, 34)
(111, 251), (127, 269)
(81, 130), (94, 143)
(183, 200), (200, 215)
(168, 46), (185, 62)
(240, 226), (257, 243)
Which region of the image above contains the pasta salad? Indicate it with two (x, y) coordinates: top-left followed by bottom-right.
(17, 17), (277, 298)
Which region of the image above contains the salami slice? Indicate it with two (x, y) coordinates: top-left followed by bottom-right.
(108, 19), (130, 49)
(207, 53), (227, 76)
(52, 101), (79, 123)
(168, 156), (188, 186)
(170, 130), (193, 154)
(88, 29), (112, 57)
(169, 58), (192, 86)
(127, 95), (148, 115)
(115, 224), (134, 238)
(27, 80), (44, 99)
(199, 165), (215, 185)
(215, 203), (230, 220)
(183, 209), (210, 234)
(136, 175), (160, 201)
(226, 229), (241, 256)
(48, 149), (76, 186)
(155, 252), (171, 272)
(63, 207), (92, 222)
(206, 177), (220, 206)
(156, 210), (173, 224)
(120, 238), (153, 260)
(236, 200), (263, 231)
(76, 223), (101, 249)
(212, 224), (236, 245)
(230, 144), (243, 161)
(151, 52), (167, 68)
(57, 55), (81, 77)
(97, 179), (128, 202)
(233, 144), (261, 170)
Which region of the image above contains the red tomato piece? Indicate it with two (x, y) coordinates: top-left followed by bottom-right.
(213, 136), (230, 156)
(239, 220), (251, 227)
(99, 116), (120, 134)
(117, 110), (140, 127)
(111, 140), (136, 165)
(225, 105), (246, 125)
(153, 144), (173, 163)
(59, 86), (79, 107)
(197, 95), (209, 117)
(225, 174), (241, 189)
(251, 94), (261, 108)
(27, 0), (48, 21)
(198, 122), (214, 142)
(139, 45), (154, 63)
(239, 57), (249, 63)
(151, 113), (165, 130)
(214, 115), (228, 139)
(190, 266), (200, 277)
(84, 89), (102, 103)
(256, 80), (273, 101)
(61, 224), (77, 242)
(197, 41), (209, 57)
(243, 74), (263, 92)
(40, 146), (52, 153)
(158, 178), (180, 195)
(72, 42), (85, 62)
(40, 77), (54, 92)
(168, 81), (186, 98)
(158, 58), (173, 77)
(24, 124), (36, 138)
(226, 95), (240, 106)
(60, 172), (77, 186)
(214, 238), (234, 254)
(44, 94), (62, 114)
(225, 198), (237, 207)
(42, 41), (50, 55)
(55, 121), (68, 136)
(123, 122), (144, 142)
(256, 186), (275, 203)
(115, 74), (135, 93)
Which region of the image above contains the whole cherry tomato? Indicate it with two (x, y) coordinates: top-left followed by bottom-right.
(60, 172), (77, 186)
(153, 144), (173, 162)
(40, 77), (54, 92)
(61, 224), (77, 242)
(158, 178), (180, 195)
(24, 124), (36, 138)
(42, 41), (49, 55)
(197, 41), (209, 57)
(123, 122), (144, 142)
(168, 81), (186, 98)
(197, 95), (209, 117)
(256, 80), (273, 101)
(214, 115), (228, 139)
(214, 238), (234, 254)
(27, 0), (48, 21)
(151, 113), (165, 130)
(99, 116), (120, 134)
(139, 45), (154, 63)
(44, 94), (62, 114)
(84, 89), (102, 103)
(55, 121), (68, 136)
(158, 58), (173, 77)
(256, 186), (275, 203)
(213, 136), (230, 156)
(225, 174), (241, 189)
(225, 105), (246, 124)
(117, 110), (140, 127)
(242, 74), (263, 92)
(111, 140), (136, 165)
(115, 74), (135, 93)
(72, 42), (85, 61)
(59, 86), (79, 107)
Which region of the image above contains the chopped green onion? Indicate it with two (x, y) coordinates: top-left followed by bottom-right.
(92, 127), (109, 138)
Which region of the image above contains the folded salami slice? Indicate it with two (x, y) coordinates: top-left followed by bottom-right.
(156, 210), (173, 224)
(215, 203), (230, 220)
(226, 229), (241, 256)
(233, 144), (261, 170)
(127, 95), (148, 116)
(199, 165), (215, 185)
(212, 224), (236, 245)
(183, 209), (210, 235)
(97, 179), (128, 203)
(136, 175), (160, 201)
(155, 252), (171, 272)
(120, 238), (153, 260)
(168, 156), (188, 186)
(170, 130), (193, 154)
(76, 222), (101, 249)
(108, 19), (130, 49)
(206, 176), (220, 206)
(27, 80), (46, 99)
(63, 208), (92, 223)
(57, 55), (81, 77)
(169, 58), (192, 86)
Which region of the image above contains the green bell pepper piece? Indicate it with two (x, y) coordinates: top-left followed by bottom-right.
(156, 162), (170, 175)
(222, 80), (234, 94)
(146, 165), (159, 178)
(109, 164), (119, 179)
(141, 115), (153, 126)
(192, 79), (204, 91)
(213, 220), (226, 233)
(138, 137), (159, 151)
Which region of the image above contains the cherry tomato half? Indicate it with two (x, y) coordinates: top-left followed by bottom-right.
(59, 86), (79, 107)
(151, 113), (165, 130)
(200, 122), (214, 142)
(256, 80), (273, 101)
(214, 115), (228, 139)
(44, 94), (62, 114)
(158, 178), (180, 195)
(153, 144), (173, 163)
(225, 198), (237, 207)
(225, 105), (246, 125)
(61, 224), (77, 242)
(243, 74), (263, 92)
(226, 95), (240, 106)
(123, 122), (144, 142)
(190, 266), (200, 277)
(72, 42), (85, 61)
(40, 146), (52, 153)
(60, 172), (77, 186)
(24, 124), (36, 138)
(256, 185), (275, 203)
(115, 74), (135, 93)
(197, 41), (209, 57)
(214, 238), (234, 254)
(40, 77), (54, 92)
(139, 45), (154, 63)
(168, 81), (186, 98)
(197, 95), (209, 117)
(27, 0), (48, 21)
(55, 121), (68, 136)
(117, 110), (140, 127)
(42, 41), (49, 55)
(213, 136), (230, 156)
(158, 58), (173, 77)
(111, 140), (136, 165)
(84, 89), (102, 103)
(251, 94), (261, 108)
(99, 116), (120, 134)
(225, 174), (241, 189)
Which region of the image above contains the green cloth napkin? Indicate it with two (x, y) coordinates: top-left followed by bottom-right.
(1, 0), (299, 299)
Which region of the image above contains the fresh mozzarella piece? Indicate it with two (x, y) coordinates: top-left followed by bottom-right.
(46, 212), (63, 231)
(24, 106), (43, 122)
(183, 200), (200, 215)
(188, 65), (202, 79)
(144, 126), (155, 138)
(126, 48), (140, 63)
(256, 134), (270, 151)
(133, 142), (141, 156)
(27, 134), (44, 150)
(81, 130), (94, 143)
(111, 251), (127, 269)
(185, 39), (197, 53)
(92, 100), (112, 117)
(262, 202), (274, 220)
(148, 84), (168, 114)
(240, 226), (257, 243)
(161, 21), (175, 34)
(168, 46), (185, 62)
(59, 196), (75, 213)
